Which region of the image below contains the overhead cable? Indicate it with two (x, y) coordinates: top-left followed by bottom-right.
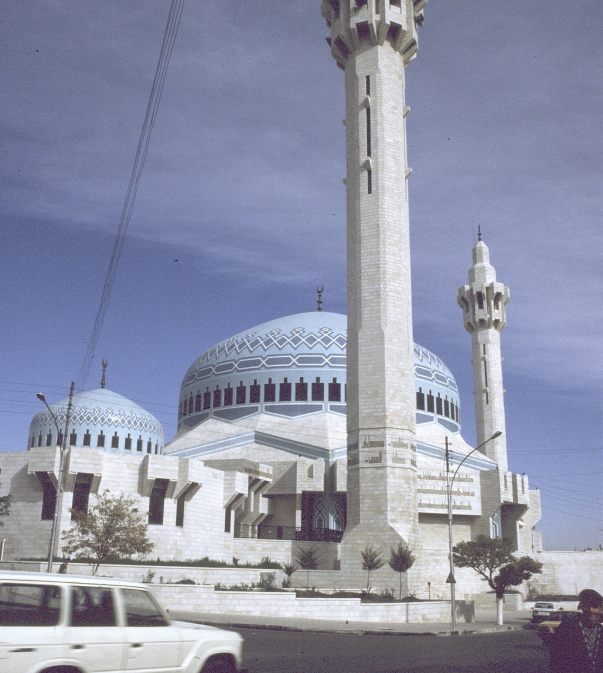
(74, 0), (185, 396)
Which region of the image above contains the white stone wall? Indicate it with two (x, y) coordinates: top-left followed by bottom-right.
(0, 447), (235, 563)
(152, 584), (470, 624)
(528, 551), (603, 597)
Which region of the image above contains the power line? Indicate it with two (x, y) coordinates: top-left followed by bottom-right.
(74, 0), (185, 397)
(540, 502), (603, 525)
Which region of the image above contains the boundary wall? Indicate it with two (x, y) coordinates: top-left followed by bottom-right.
(151, 584), (473, 624)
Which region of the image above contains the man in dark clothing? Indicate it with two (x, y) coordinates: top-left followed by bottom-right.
(549, 589), (603, 673)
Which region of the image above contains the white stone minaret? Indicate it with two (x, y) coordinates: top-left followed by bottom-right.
(321, 0), (426, 578)
(457, 235), (509, 471)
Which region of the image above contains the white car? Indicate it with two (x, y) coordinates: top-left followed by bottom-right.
(0, 571), (244, 673)
(530, 601), (555, 623)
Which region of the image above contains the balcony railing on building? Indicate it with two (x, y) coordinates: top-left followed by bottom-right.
(235, 524), (343, 543)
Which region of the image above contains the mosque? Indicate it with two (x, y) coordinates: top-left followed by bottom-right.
(0, 236), (542, 597)
(0, 1), (552, 598)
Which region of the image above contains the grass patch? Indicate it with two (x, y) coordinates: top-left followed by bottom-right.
(214, 582), (287, 592)
(294, 588), (428, 602)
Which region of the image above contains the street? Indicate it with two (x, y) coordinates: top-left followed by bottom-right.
(240, 627), (549, 673)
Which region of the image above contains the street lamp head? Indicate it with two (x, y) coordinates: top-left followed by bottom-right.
(490, 431), (503, 440)
(36, 393), (46, 402)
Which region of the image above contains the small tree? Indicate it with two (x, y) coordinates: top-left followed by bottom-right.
(281, 562), (297, 588)
(62, 490), (154, 574)
(361, 546), (384, 593)
(0, 483), (11, 524)
(294, 546), (320, 590)
(388, 542), (415, 600)
(453, 535), (543, 625)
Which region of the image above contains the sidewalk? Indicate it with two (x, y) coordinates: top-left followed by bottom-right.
(168, 608), (534, 637)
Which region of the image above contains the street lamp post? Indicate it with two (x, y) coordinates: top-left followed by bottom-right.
(37, 383), (75, 573)
(445, 430), (503, 630)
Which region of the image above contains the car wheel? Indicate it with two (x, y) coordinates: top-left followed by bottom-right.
(201, 655), (236, 673)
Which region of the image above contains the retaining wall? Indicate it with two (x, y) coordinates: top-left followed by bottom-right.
(151, 584), (473, 624)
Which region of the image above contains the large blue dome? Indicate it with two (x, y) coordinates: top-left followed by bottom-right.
(178, 312), (461, 434)
(29, 388), (164, 455)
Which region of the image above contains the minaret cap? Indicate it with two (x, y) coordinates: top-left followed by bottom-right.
(472, 240), (490, 266)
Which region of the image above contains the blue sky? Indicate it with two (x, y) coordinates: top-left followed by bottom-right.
(1, 1), (601, 551)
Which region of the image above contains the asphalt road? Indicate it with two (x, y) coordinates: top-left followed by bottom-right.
(240, 627), (550, 673)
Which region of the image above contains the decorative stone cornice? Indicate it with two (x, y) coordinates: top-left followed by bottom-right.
(321, 0), (426, 68)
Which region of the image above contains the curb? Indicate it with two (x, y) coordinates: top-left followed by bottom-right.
(188, 618), (525, 637)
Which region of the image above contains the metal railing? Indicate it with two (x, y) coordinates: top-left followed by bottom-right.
(235, 524), (344, 543)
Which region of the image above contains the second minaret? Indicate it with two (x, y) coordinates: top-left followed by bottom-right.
(457, 236), (510, 471)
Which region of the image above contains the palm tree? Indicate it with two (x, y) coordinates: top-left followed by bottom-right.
(281, 562), (296, 588)
(294, 547), (320, 590)
(388, 542), (415, 600)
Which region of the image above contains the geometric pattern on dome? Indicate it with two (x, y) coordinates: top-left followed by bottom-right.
(413, 345), (458, 393)
(414, 344), (454, 377)
(186, 352), (346, 384)
(31, 405), (164, 438)
(194, 326), (347, 367)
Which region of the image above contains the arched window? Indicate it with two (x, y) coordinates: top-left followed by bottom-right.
(250, 380), (261, 404)
(416, 389), (425, 411)
(312, 378), (324, 401)
(279, 378), (291, 402)
(264, 379), (276, 402)
(295, 378), (308, 401)
(328, 379), (341, 402)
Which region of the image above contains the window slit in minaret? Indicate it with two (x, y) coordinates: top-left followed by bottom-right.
(366, 107), (371, 157)
(367, 168), (372, 194)
(365, 75), (370, 96)
(483, 359), (488, 389)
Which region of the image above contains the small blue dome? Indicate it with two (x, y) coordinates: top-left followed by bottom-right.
(178, 312), (461, 434)
(29, 388), (164, 455)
